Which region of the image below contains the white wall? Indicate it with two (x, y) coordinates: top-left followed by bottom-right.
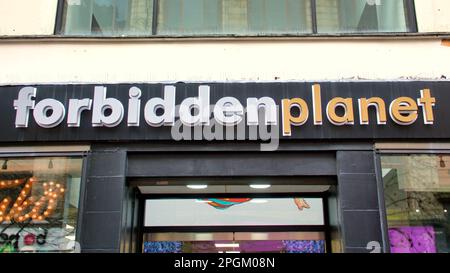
(0, 0), (58, 36)
(0, 39), (449, 85)
(415, 0), (450, 32)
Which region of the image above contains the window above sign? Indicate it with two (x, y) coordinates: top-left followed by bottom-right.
(58, 0), (417, 36)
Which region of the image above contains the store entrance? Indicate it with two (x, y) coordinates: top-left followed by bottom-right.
(132, 177), (335, 253)
(143, 232), (326, 253)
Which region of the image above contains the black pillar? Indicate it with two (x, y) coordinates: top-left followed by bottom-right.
(79, 148), (127, 253)
(336, 151), (383, 253)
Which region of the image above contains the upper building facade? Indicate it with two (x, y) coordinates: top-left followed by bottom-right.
(0, 0), (449, 85)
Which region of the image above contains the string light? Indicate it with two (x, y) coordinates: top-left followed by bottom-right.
(0, 177), (66, 224)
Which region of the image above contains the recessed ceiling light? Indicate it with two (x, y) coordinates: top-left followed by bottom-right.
(195, 200), (212, 203)
(215, 243), (239, 248)
(186, 185), (208, 189)
(250, 184), (271, 189)
(250, 199), (268, 204)
(226, 251), (241, 253)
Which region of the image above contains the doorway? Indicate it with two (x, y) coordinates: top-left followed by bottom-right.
(143, 232), (326, 253)
(132, 177), (335, 253)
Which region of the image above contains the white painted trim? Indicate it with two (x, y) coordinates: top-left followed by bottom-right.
(0, 145), (91, 153)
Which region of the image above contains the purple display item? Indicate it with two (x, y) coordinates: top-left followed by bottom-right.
(389, 226), (436, 253)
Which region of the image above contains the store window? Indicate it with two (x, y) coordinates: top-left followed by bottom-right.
(381, 154), (450, 253)
(142, 195), (328, 253)
(0, 157), (83, 253)
(59, 0), (415, 36)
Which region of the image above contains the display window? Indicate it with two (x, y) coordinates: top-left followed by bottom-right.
(381, 154), (450, 253)
(0, 157), (83, 253)
(138, 180), (332, 253)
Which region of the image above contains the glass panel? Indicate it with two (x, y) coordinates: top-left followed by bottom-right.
(143, 232), (326, 253)
(145, 197), (324, 226)
(62, 0), (153, 35)
(60, 0), (412, 35)
(157, 0), (222, 35)
(0, 157), (83, 253)
(381, 154), (450, 253)
(157, 0), (312, 35)
(247, 0), (311, 34)
(316, 0), (408, 33)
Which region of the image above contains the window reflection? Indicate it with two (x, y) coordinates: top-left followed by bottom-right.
(382, 155), (450, 253)
(316, 0), (408, 33)
(61, 0), (411, 36)
(157, 0), (311, 35)
(62, 0), (154, 35)
(0, 157), (82, 253)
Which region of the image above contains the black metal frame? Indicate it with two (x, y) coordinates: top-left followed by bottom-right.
(75, 153), (89, 247)
(54, 0), (419, 36)
(151, 0), (159, 35)
(310, 0), (318, 34)
(404, 0), (419, 32)
(374, 151), (390, 253)
(129, 176), (337, 187)
(136, 190), (332, 253)
(54, 0), (66, 35)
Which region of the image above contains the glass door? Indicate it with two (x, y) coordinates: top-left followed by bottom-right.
(134, 177), (333, 253)
(141, 196), (328, 253)
(143, 231), (326, 253)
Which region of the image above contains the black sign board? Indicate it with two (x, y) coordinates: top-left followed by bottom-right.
(0, 81), (449, 142)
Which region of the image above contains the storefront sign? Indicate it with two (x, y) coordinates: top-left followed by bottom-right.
(0, 82), (449, 142)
